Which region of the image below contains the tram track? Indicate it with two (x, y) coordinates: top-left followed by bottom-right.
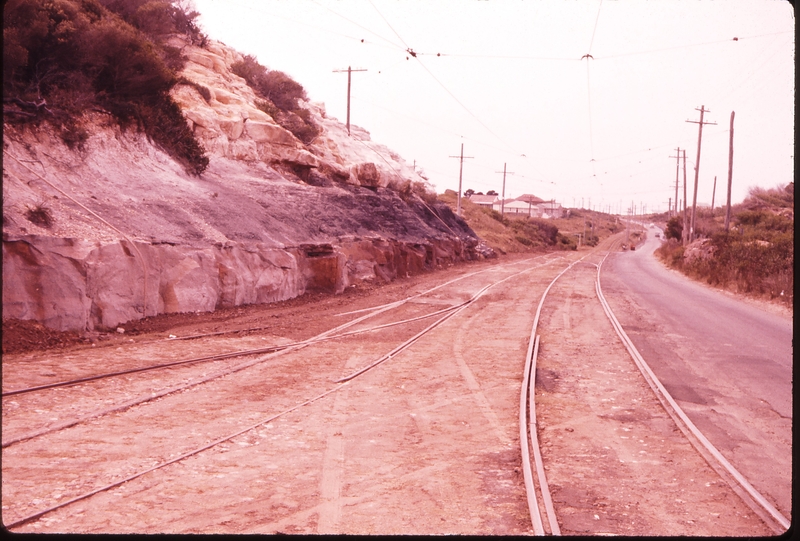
(9, 231), (779, 535)
(595, 253), (790, 533)
(2, 256), (561, 449)
(3, 252), (576, 531)
(520, 231), (784, 536)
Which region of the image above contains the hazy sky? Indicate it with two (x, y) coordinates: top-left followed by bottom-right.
(193, 0), (794, 213)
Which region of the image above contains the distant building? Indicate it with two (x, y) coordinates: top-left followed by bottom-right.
(490, 194), (566, 219)
(540, 201), (565, 218)
(502, 200), (542, 217)
(468, 194), (500, 209)
(515, 194), (546, 205)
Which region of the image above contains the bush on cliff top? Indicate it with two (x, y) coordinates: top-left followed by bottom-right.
(3, 0), (208, 174)
(232, 54), (320, 144)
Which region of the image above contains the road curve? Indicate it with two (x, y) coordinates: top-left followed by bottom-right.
(600, 228), (792, 520)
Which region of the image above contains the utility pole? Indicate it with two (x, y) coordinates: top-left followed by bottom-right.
(496, 163), (514, 218)
(449, 143), (473, 217)
(682, 149), (688, 246)
(686, 105), (717, 241)
(725, 111), (735, 231)
(711, 176), (717, 213)
(332, 66), (367, 136)
(669, 148), (681, 218)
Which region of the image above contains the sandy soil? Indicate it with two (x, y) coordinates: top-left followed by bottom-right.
(1, 248), (776, 534)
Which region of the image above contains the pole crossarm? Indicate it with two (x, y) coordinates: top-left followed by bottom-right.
(449, 144), (474, 217)
(669, 147), (681, 219)
(685, 106), (716, 242)
(495, 164), (514, 217)
(333, 67), (368, 136)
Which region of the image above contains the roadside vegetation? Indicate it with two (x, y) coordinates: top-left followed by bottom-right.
(3, 0), (209, 174)
(656, 183), (793, 306)
(438, 191), (623, 254)
(231, 54), (320, 145)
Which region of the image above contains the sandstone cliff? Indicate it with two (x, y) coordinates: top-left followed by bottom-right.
(2, 37), (490, 332)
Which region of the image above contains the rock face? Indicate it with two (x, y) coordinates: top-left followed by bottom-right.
(2, 38), (491, 332)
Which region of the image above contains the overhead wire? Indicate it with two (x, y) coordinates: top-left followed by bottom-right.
(202, 0), (402, 53)
(365, 0), (525, 158)
(203, 1), (789, 211)
(308, 0), (408, 52)
(583, 0), (603, 178)
(593, 30), (793, 60)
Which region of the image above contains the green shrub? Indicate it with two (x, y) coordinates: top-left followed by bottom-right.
(3, 0), (209, 174)
(25, 202), (53, 228)
(515, 235), (532, 246)
(556, 233), (577, 250)
(664, 216), (683, 241)
(231, 54), (319, 145)
(255, 98), (278, 119)
(483, 208), (508, 225)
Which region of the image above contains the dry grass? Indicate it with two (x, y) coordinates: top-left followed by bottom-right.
(437, 191), (623, 253)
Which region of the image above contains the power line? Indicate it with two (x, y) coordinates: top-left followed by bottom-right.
(308, 0), (407, 51)
(365, 0), (524, 156)
(587, 0), (604, 55)
(203, 0), (401, 52)
(593, 30), (792, 60)
(366, 0), (412, 51)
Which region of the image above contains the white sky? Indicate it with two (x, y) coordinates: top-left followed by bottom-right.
(193, 0), (794, 213)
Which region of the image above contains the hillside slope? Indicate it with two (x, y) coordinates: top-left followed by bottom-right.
(2, 36), (490, 332)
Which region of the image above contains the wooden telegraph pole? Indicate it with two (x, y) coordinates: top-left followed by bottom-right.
(332, 66), (367, 136)
(669, 148), (681, 218)
(682, 149), (688, 245)
(496, 163), (514, 218)
(711, 176), (717, 212)
(449, 144), (473, 217)
(725, 111), (735, 231)
(686, 106), (717, 242)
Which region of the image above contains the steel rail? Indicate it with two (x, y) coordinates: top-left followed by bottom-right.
(0, 290), (449, 448)
(595, 254), (790, 533)
(529, 335), (561, 535)
(335, 285), (491, 383)
(2, 303), (464, 398)
(3, 257), (559, 531)
(3, 257), (566, 449)
(333, 254), (556, 317)
(519, 253), (588, 534)
(336, 260), (557, 383)
(4, 255), (551, 398)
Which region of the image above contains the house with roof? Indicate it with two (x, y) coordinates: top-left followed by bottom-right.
(540, 201), (565, 218)
(502, 200), (542, 217)
(515, 194), (546, 206)
(468, 194), (501, 209)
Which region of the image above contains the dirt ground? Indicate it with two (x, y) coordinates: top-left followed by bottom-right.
(0, 247), (777, 534)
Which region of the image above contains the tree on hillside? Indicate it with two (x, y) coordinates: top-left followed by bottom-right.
(3, 0), (208, 173)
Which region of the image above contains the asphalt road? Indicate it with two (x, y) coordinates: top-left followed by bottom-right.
(600, 226), (792, 522)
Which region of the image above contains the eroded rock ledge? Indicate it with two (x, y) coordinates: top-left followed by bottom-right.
(3, 234), (484, 332)
(2, 36), (493, 333)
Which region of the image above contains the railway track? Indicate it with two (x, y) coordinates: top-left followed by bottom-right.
(520, 233), (787, 535)
(2, 254), (568, 449)
(3, 234), (784, 534)
(2, 252), (571, 531)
